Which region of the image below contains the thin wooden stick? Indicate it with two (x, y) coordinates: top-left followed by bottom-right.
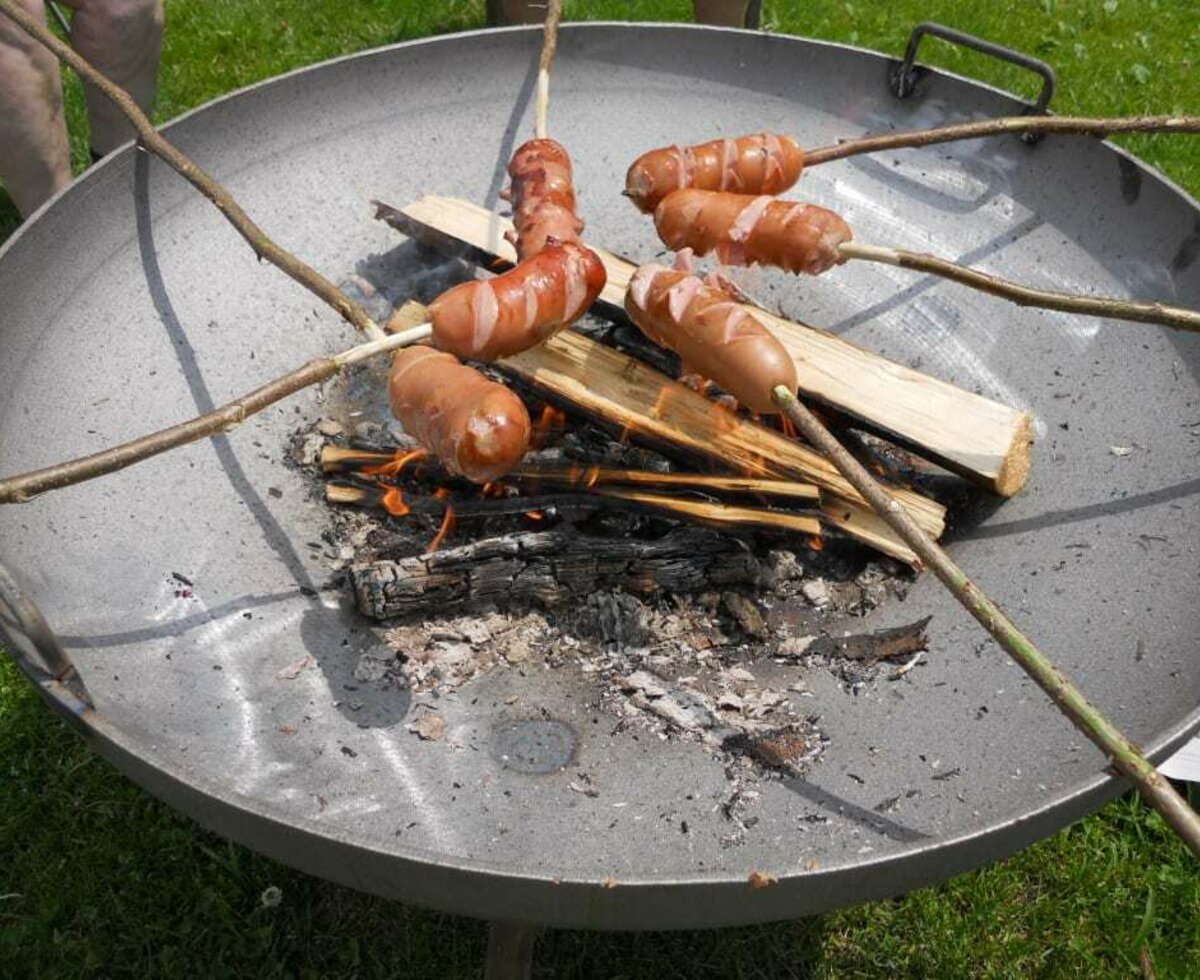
(805, 114), (1200, 167)
(770, 384), (1200, 861)
(0, 0), (383, 340)
(839, 242), (1200, 333)
(534, 0), (563, 139)
(509, 465), (821, 501)
(0, 324), (432, 504)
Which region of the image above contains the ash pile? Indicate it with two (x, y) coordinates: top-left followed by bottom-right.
(289, 361), (933, 790)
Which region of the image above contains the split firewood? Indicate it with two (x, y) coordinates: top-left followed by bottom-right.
(378, 195), (1033, 496)
(390, 299), (944, 565)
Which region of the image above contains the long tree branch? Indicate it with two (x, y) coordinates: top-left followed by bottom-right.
(534, 0), (563, 139)
(0, 0), (383, 339)
(771, 384), (1200, 861)
(839, 242), (1200, 333)
(805, 114), (1200, 166)
(0, 324), (431, 503)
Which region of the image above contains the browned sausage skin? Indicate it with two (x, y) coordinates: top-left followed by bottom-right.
(388, 346), (531, 483)
(654, 188), (852, 275)
(624, 263), (797, 415)
(625, 134), (804, 214)
(505, 138), (584, 258)
(428, 242), (606, 361)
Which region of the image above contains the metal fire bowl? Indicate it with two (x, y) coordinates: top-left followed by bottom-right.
(2, 24), (1199, 931)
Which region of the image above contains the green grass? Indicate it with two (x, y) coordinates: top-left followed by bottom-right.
(2, 1), (1199, 976)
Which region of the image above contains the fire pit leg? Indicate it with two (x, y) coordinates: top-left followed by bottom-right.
(484, 921), (539, 980)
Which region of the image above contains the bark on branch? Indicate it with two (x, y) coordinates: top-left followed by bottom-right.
(0, 0), (382, 339)
(771, 384), (1200, 862)
(805, 114), (1200, 166)
(0, 325), (430, 503)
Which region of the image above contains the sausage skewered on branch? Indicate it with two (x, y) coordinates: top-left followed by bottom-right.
(624, 263), (797, 414)
(649, 188), (1200, 333)
(624, 115), (1200, 213)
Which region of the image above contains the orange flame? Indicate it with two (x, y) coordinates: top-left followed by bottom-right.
(532, 404), (567, 447)
(780, 414), (796, 439)
(650, 384), (673, 421)
(525, 510), (545, 522)
(426, 493), (455, 553)
(379, 484), (411, 517)
(361, 447), (429, 479)
(584, 465), (600, 489)
(808, 535), (824, 551)
(481, 481), (508, 498)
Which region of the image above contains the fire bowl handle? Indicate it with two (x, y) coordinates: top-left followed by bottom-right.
(0, 558), (93, 708)
(891, 22), (1057, 143)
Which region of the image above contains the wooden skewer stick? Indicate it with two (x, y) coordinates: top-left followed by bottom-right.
(0, 0), (383, 340)
(770, 383), (1200, 861)
(534, 0), (563, 139)
(0, 324), (432, 504)
(804, 114), (1200, 167)
(839, 242), (1200, 333)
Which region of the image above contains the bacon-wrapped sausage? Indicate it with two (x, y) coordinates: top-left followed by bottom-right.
(429, 242), (606, 361)
(624, 263), (797, 415)
(504, 138), (584, 258)
(389, 346), (531, 483)
(625, 134), (804, 214)
(654, 189), (852, 275)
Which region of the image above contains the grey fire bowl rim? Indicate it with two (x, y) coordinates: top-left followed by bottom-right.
(4, 22), (1200, 931)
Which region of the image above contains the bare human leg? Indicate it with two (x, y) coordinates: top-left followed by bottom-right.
(59, 0), (162, 155)
(0, 0), (71, 216)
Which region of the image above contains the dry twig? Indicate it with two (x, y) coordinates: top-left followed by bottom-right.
(0, 324), (431, 503)
(534, 0), (563, 139)
(839, 242), (1200, 333)
(0, 0), (383, 339)
(805, 114), (1200, 166)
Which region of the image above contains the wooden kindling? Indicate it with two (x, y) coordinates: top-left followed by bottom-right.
(378, 195), (1033, 498)
(320, 445), (821, 503)
(389, 300), (945, 564)
(323, 454), (822, 537)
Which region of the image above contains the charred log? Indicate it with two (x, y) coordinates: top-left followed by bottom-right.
(349, 528), (763, 619)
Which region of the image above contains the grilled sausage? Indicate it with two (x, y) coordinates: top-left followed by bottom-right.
(388, 346), (531, 483)
(625, 133), (804, 214)
(654, 189), (852, 275)
(504, 138), (584, 258)
(624, 263), (797, 414)
(429, 243), (606, 361)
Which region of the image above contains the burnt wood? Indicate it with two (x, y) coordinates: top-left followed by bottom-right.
(349, 528), (763, 619)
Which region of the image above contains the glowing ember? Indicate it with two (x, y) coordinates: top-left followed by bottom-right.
(808, 535), (824, 551)
(361, 447), (429, 479)
(525, 510), (546, 522)
(780, 414), (796, 439)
